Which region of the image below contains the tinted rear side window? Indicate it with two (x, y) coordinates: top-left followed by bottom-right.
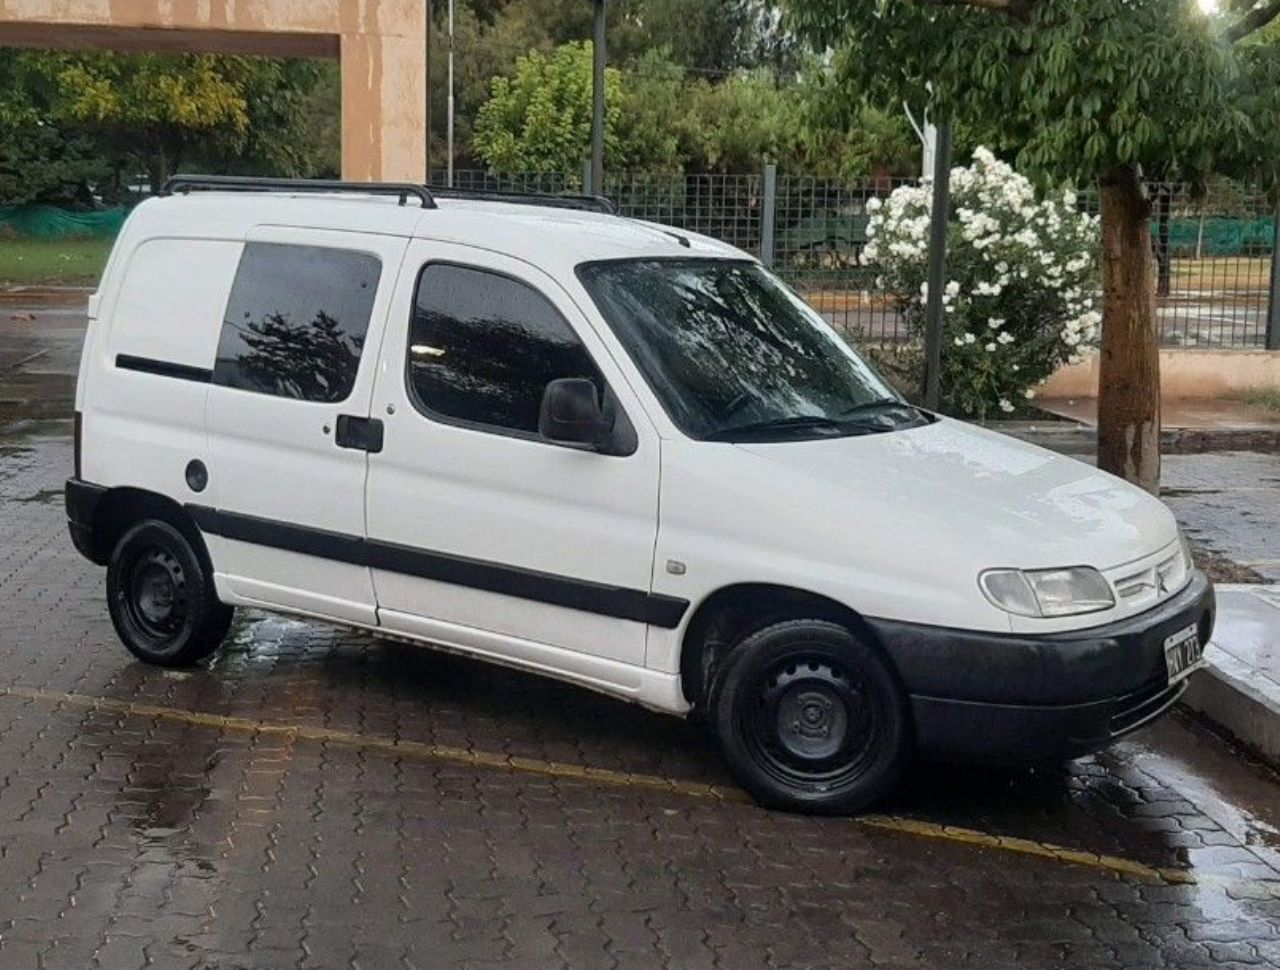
(408, 263), (602, 435)
(214, 242), (381, 402)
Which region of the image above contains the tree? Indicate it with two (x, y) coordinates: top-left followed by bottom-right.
(35, 52), (251, 192)
(785, 0), (1278, 492)
(473, 42), (625, 172)
(0, 51), (108, 206)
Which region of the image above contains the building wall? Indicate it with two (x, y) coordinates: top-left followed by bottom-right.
(0, 0), (426, 182)
(1043, 350), (1280, 399)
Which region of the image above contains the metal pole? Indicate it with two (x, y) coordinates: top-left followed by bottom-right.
(424, 0), (431, 182)
(590, 0), (606, 196)
(760, 163), (777, 268)
(1268, 207), (1280, 351)
(582, 159), (593, 195)
(922, 123), (954, 411)
(446, 0), (455, 188)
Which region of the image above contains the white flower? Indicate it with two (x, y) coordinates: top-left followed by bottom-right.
(985, 342), (997, 353)
(954, 336), (966, 347)
(987, 317), (1004, 329)
(964, 332), (977, 345)
(1011, 364), (1020, 372)
(1024, 388), (1036, 400)
(997, 331), (1015, 345)
(866, 197), (883, 213)
(945, 280), (961, 299)
(999, 399), (1015, 413)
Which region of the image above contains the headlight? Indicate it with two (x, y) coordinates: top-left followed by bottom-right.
(979, 566), (1115, 618)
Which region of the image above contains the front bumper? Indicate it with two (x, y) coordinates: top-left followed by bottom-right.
(866, 572), (1216, 763)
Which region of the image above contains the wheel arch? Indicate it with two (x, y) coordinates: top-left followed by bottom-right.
(89, 487), (212, 573)
(678, 582), (891, 708)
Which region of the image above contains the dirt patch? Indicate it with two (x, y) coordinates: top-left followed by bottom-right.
(1190, 542), (1266, 584)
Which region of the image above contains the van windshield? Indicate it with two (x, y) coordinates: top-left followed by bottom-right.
(576, 258), (929, 442)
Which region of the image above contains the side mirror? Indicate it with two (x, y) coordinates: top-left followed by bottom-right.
(539, 378), (614, 450)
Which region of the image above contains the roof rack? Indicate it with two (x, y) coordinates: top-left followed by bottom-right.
(160, 174), (437, 209)
(430, 186), (617, 215)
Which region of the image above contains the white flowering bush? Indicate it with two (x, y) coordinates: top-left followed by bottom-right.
(864, 148), (1101, 419)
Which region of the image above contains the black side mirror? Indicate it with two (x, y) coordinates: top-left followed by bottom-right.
(539, 378), (614, 450)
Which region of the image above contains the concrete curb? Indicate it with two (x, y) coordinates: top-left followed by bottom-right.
(991, 421), (1280, 456)
(1181, 585), (1280, 767)
(0, 286), (93, 307)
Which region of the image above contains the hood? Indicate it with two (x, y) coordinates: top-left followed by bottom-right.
(735, 416), (1177, 572)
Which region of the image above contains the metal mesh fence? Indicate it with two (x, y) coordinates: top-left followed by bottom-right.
(439, 170), (1277, 349)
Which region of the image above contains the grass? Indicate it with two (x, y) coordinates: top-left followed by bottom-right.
(0, 236), (114, 287)
(1236, 386), (1280, 414)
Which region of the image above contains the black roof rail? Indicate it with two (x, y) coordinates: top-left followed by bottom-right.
(430, 185), (617, 215)
(160, 174), (437, 209)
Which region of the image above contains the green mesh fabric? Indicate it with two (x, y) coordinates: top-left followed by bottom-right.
(0, 205), (127, 239)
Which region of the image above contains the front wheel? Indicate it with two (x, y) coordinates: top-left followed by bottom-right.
(106, 519), (233, 666)
(709, 619), (909, 815)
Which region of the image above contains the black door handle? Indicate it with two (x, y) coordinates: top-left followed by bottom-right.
(335, 415), (384, 453)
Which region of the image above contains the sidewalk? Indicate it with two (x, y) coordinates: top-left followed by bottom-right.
(1188, 585), (1280, 766)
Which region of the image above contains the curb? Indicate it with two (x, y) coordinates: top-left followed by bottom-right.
(1180, 585), (1280, 768)
(991, 421), (1280, 456)
(0, 286), (93, 307)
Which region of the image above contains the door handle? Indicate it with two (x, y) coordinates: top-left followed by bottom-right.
(334, 415), (384, 453)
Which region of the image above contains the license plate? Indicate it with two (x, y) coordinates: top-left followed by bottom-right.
(1164, 624), (1203, 685)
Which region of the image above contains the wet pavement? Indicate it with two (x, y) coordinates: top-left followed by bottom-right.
(4, 308), (1280, 968)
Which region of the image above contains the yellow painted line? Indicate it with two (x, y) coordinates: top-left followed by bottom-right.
(0, 683), (1269, 892)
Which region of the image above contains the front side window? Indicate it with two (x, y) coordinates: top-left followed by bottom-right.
(577, 258), (926, 441)
(214, 242), (381, 402)
(408, 263), (603, 435)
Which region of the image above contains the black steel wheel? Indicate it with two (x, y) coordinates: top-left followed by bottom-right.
(710, 619), (909, 814)
(106, 519), (232, 666)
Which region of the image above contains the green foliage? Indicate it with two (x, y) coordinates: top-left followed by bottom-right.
(472, 38), (918, 176)
(0, 49), (338, 203)
(473, 42), (626, 172)
(784, 0), (1265, 187)
(0, 51), (109, 205)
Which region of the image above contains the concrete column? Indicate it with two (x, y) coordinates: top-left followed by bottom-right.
(340, 28), (426, 182)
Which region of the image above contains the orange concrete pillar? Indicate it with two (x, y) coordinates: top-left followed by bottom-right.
(340, 29), (426, 183)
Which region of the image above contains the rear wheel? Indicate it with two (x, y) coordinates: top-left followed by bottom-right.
(106, 519), (232, 666)
(709, 619), (909, 815)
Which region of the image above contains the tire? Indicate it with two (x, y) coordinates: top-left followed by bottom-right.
(709, 619), (909, 815)
(106, 519), (233, 666)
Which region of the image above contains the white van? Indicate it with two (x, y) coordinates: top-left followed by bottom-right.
(67, 177), (1213, 814)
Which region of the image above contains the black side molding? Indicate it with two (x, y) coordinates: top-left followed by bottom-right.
(187, 505), (689, 629)
(116, 354), (213, 383)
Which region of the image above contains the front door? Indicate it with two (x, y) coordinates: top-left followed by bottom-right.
(204, 227), (407, 626)
(365, 242), (662, 689)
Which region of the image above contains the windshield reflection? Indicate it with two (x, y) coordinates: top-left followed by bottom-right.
(577, 258), (922, 441)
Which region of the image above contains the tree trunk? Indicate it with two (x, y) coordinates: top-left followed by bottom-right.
(1097, 166), (1161, 494)
(146, 142), (170, 196)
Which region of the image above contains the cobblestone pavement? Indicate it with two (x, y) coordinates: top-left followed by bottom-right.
(3, 314), (1280, 968)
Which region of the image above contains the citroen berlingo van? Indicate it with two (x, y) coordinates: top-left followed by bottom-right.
(66, 176), (1214, 814)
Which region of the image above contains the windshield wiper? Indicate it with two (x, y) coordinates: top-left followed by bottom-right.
(840, 398), (931, 426)
(704, 415), (854, 442)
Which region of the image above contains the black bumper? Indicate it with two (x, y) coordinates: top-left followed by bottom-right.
(65, 477), (108, 564)
(866, 572), (1216, 763)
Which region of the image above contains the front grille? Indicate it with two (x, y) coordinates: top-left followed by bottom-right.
(1110, 677), (1186, 736)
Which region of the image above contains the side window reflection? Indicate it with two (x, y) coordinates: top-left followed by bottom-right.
(408, 263), (603, 435)
(213, 243), (381, 403)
